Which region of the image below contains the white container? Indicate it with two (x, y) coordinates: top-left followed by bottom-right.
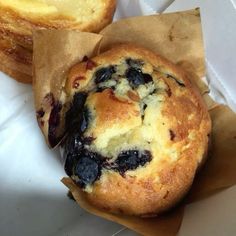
(0, 1), (235, 235)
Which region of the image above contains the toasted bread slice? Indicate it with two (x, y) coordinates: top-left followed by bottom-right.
(0, 0), (116, 83)
(0, 59), (31, 83)
(0, 35), (32, 82)
(0, 0), (116, 33)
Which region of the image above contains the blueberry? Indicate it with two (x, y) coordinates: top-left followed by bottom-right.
(117, 150), (139, 171)
(96, 87), (104, 93)
(74, 151), (101, 187)
(126, 58), (144, 68)
(139, 151), (152, 165)
(73, 92), (87, 106)
(80, 107), (90, 133)
(64, 153), (76, 176)
(36, 108), (45, 118)
(126, 68), (145, 88)
(65, 92), (88, 132)
(82, 136), (95, 145)
(143, 73), (153, 83)
(64, 132), (94, 158)
(48, 101), (62, 147)
(63, 133), (95, 179)
(95, 66), (116, 84)
(65, 132), (83, 156)
(115, 150), (152, 174)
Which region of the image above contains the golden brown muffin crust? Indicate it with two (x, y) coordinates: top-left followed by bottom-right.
(35, 44), (211, 216)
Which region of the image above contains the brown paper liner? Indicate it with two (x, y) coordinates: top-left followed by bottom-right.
(62, 177), (184, 236)
(99, 9), (205, 79)
(187, 105), (236, 203)
(33, 9), (236, 236)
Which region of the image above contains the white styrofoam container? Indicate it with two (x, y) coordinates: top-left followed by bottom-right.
(0, 1), (235, 235)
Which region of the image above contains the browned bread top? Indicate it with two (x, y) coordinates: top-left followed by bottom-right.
(0, 0), (116, 36)
(0, 0), (116, 83)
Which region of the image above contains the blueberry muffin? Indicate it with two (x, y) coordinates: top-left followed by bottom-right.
(36, 44), (211, 216)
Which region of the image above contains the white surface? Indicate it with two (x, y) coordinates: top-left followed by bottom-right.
(0, 74), (124, 236)
(114, 0), (166, 20)
(0, 1), (235, 236)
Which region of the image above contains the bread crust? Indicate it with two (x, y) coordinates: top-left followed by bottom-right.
(0, 57), (31, 83)
(0, 0), (116, 82)
(36, 44), (211, 216)
(0, 1), (116, 33)
(0, 36), (32, 82)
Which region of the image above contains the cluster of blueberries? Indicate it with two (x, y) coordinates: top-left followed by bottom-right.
(95, 58), (153, 89)
(62, 60), (153, 187)
(46, 58), (185, 188)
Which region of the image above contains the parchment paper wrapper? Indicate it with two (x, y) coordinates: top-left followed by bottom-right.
(33, 9), (236, 236)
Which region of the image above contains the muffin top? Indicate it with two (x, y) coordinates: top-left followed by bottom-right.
(36, 44), (211, 216)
